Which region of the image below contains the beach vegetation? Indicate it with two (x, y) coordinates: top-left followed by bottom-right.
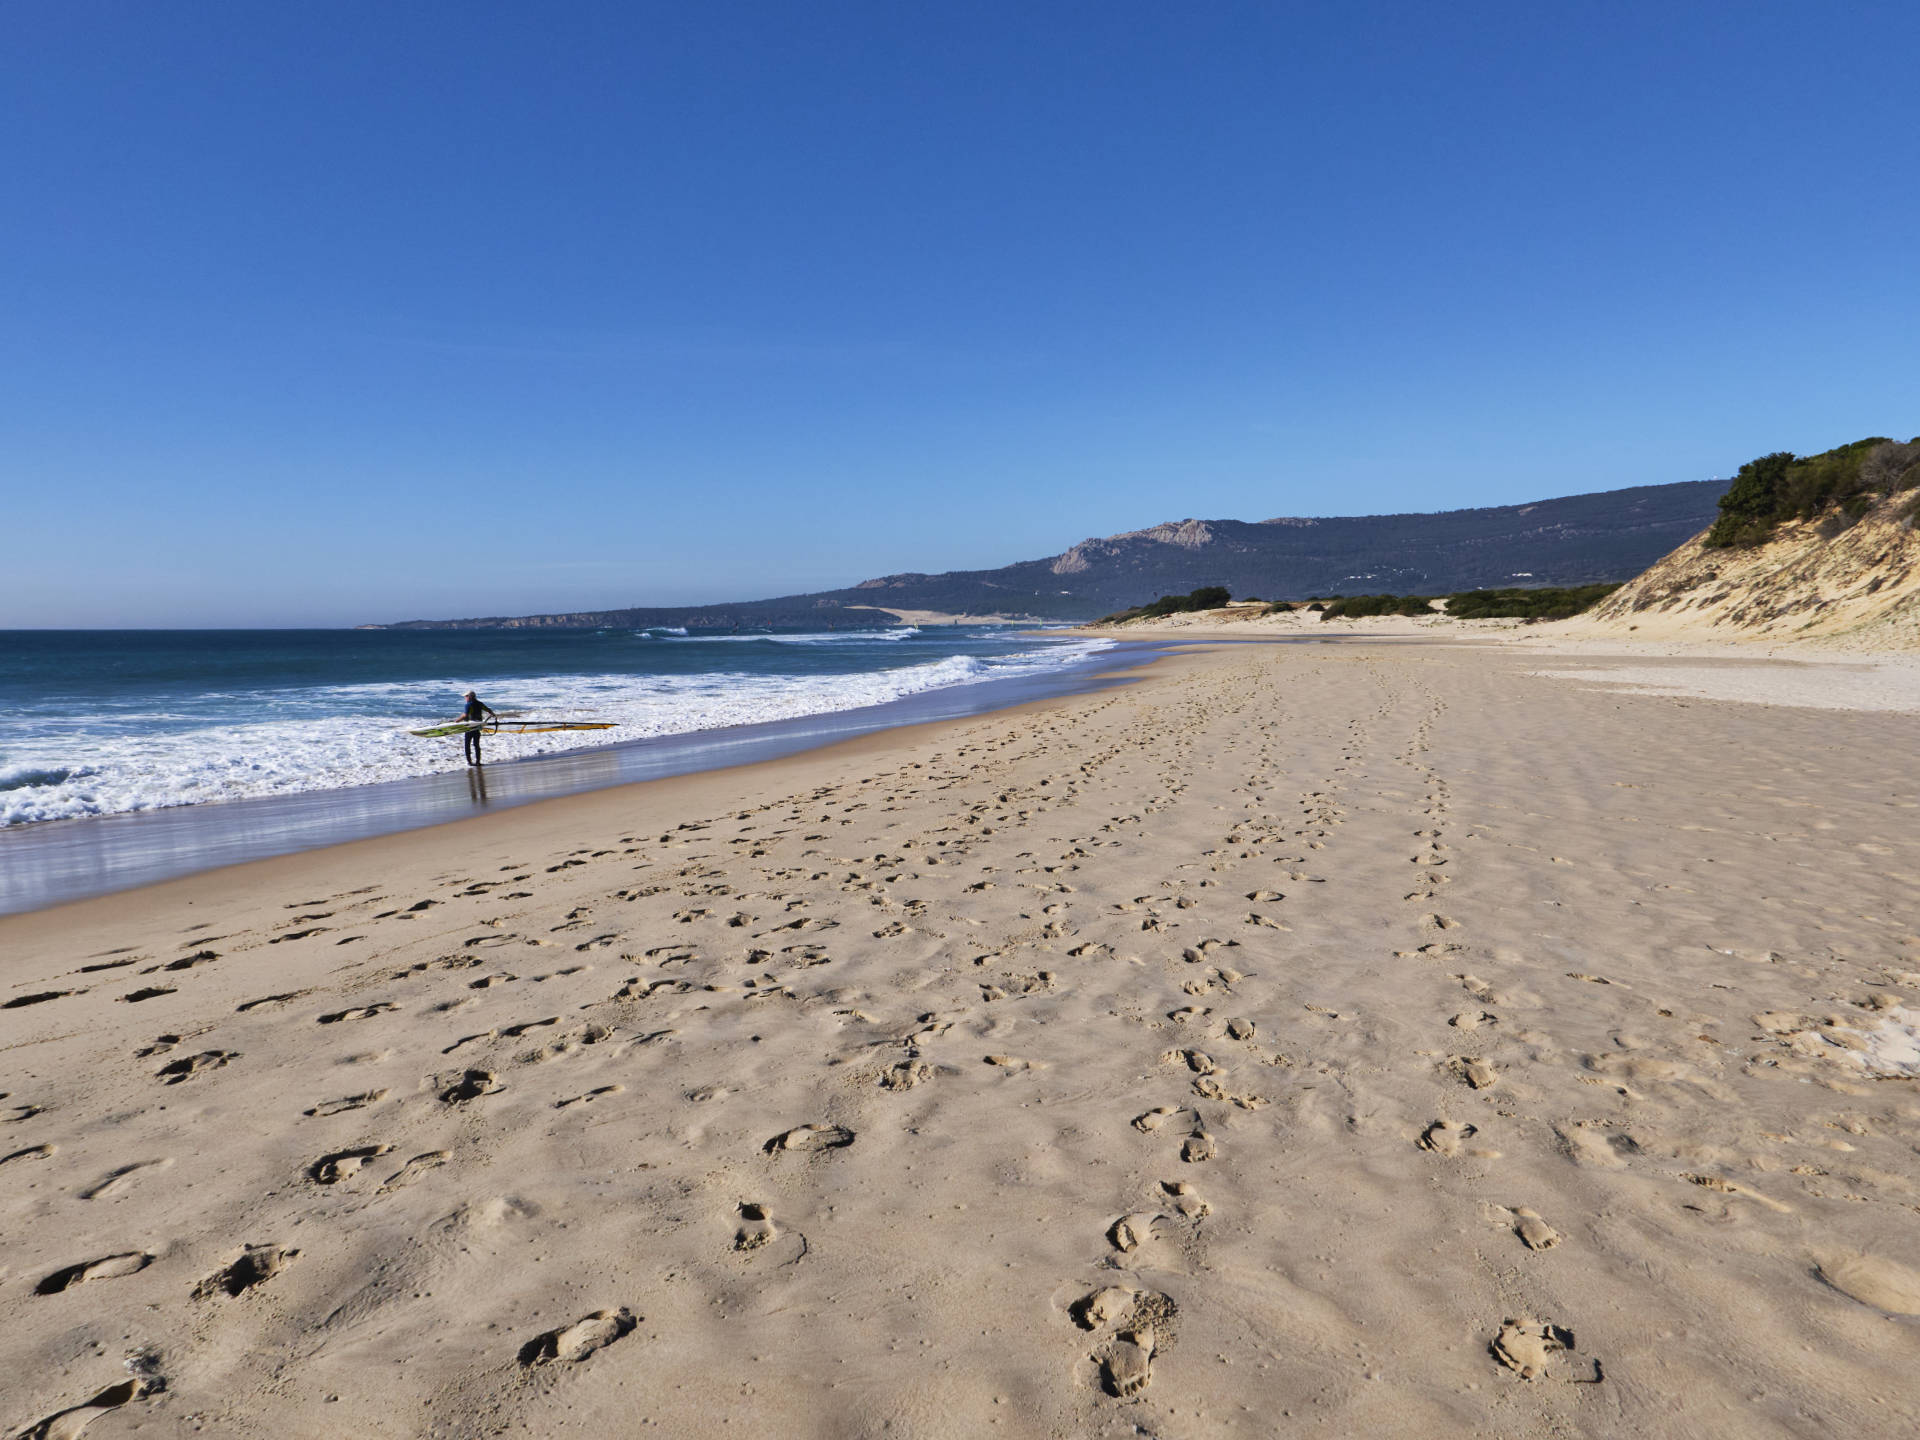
(1096, 585), (1236, 624)
(1319, 593), (1436, 619)
(1101, 580), (1623, 626)
(1444, 584), (1621, 621)
(1704, 436), (1917, 548)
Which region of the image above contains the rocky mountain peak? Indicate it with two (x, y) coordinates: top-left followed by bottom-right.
(1050, 519), (1216, 575)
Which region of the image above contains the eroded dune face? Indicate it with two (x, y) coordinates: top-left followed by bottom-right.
(4, 639), (1920, 1437)
(1571, 492), (1920, 649)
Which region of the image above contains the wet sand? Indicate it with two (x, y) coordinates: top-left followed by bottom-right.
(3, 637), (1918, 1438)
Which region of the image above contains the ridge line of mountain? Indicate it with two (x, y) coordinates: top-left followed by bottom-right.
(373, 478), (1727, 630)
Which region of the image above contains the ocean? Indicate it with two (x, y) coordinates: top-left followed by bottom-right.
(0, 625), (1115, 828)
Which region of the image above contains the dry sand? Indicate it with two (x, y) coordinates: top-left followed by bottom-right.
(4, 638), (1919, 1438)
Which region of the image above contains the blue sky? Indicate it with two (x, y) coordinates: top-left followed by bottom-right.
(5, 2), (1916, 626)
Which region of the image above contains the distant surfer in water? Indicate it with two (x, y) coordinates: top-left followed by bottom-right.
(461, 690), (497, 766)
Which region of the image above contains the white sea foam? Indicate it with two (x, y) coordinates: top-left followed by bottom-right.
(0, 639), (1112, 826)
(661, 628), (922, 645)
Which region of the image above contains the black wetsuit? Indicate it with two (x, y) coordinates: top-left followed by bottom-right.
(463, 697), (496, 765)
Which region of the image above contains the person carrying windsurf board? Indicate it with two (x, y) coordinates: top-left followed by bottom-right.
(461, 691), (497, 767)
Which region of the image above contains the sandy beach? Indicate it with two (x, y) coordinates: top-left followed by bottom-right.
(5, 635), (1919, 1439)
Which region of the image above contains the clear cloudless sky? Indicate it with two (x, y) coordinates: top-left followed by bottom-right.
(4, 1), (1917, 627)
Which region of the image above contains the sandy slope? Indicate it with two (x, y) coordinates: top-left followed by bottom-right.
(4, 639), (1919, 1439)
(1561, 502), (1920, 651)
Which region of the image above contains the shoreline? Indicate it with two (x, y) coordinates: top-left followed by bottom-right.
(0, 642), (1188, 944)
(0, 637), (1162, 917)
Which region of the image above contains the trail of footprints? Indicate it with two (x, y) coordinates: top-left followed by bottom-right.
(7, 663), (1525, 1419)
(17, 648), (1915, 1428)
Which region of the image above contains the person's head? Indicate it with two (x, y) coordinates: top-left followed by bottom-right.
(464, 690), (477, 700)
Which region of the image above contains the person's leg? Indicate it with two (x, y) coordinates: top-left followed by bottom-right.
(464, 729), (479, 766)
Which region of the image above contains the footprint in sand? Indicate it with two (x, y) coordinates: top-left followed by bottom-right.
(439, 1069), (501, 1103)
(1418, 1120), (1477, 1156)
(34, 1252), (152, 1295)
(378, 1151), (450, 1192)
(1225, 1018), (1255, 1040)
(303, 1090), (388, 1117)
(498, 1016), (560, 1038)
(1513, 1208), (1560, 1251)
(1161, 1179), (1210, 1218)
(2, 1143), (55, 1168)
(1104, 1328), (1157, 1398)
(79, 1158), (172, 1200)
(1450, 1056), (1498, 1090)
(879, 1060), (935, 1091)
(733, 1201), (778, 1251)
(1485, 1203), (1561, 1251)
(236, 990), (312, 1012)
(155, 1050), (236, 1084)
(1553, 1122), (1636, 1169)
(1181, 1128), (1216, 1163)
(1086, 1290), (1177, 1399)
(1491, 1318), (1579, 1380)
(1132, 1106), (1181, 1133)
(192, 1244), (298, 1299)
(1192, 1073), (1266, 1109)
(146, 949), (218, 973)
(119, 987), (176, 1004)
(517, 1307), (637, 1366)
(4, 990), (76, 1009)
(526, 1024), (612, 1063)
(984, 1054), (1046, 1071)
(554, 1085), (624, 1109)
(1108, 1212), (1163, 1253)
(317, 1003), (398, 1025)
(1815, 1253), (1920, 1315)
(14, 1376), (156, 1439)
(1684, 1173), (1793, 1213)
(308, 1144), (394, 1184)
(1071, 1285), (1136, 1328)
(1396, 942), (1465, 959)
(1163, 1048), (1216, 1075)
(764, 1123), (855, 1154)
(1181, 939), (1237, 964)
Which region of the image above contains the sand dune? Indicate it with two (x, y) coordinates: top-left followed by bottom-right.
(4, 638), (1918, 1438)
